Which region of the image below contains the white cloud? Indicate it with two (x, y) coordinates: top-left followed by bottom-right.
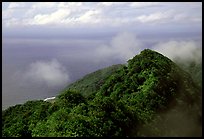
(101, 2), (114, 6)
(58, 2), (82, 8)
(152, 40), (202, 63)
(8, 3), (19, 8)
(94, 32), (143, 62)
(32, 2), (57, 9)
(8, 2), (26, 8)
(2, 2), (202, 28)
(137, 10), (174, 24)
(94, 32), (202, 64)
(173, 13), (202, 23)
(4, 18), (20, 27)
(130, 2), (160, 8)
(32, 9), (71, 25)
(2, 9), (14, 19)
(24, 59), (70, 87)
(136, 9), (201, 24)
(77, 9), (101, 24)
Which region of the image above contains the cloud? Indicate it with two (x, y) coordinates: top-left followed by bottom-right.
(101, 2), (114, 6)
(94, 32), (143, 62)
(8, 2), (26, 9)
(137, 10), (174, 24)
(93, 32), (202, 64)
(152, 40), (202, 63)
(136, 9), (201, 24)
(77, 9), (102, 24)
(130, 2), (160, 8)
(31, 2), (57, 9)
(137, 104), (202, 136)
(32, 9), (71, 25)
(2, 2), (202, 28)
(58, 2), (83, 8)
(24, 59), (70, 87)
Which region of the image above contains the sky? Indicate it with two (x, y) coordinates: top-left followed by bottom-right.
(2, 2), (202, 38)
(2, 2), (202, 28)
(2, 2), (202, 109)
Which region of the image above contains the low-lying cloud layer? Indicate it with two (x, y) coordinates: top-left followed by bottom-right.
(24, 59), (70, 87)
(152, 40), (202, 63)
(92, 32), (201, 64)
(94, 32), (143, 62)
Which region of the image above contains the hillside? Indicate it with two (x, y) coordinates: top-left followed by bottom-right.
(2, 49), (202, 137)
(62, 64), (124, 97)
(176, 60), (202, 89)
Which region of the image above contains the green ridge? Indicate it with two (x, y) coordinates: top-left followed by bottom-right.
(2, 49), (202, 137)
(63, 64), (124, 97)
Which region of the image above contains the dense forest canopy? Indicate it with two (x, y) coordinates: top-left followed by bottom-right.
(2, 49), (202, 137)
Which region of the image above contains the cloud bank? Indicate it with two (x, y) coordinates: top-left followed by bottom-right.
(92, 32), (202, 65)
(94, 32), (143, 62)
(152, 40), (202, 63)
(2, 2), (201, 28)
(24, 59), (70, 87)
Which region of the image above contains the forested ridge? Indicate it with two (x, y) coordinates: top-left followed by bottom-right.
(2, 49), (202, 137)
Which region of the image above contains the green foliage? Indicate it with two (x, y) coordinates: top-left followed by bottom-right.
(56, 90), (86, 108)
(176, 60), (202, 88)
(2, 100), (52, 137)
(2, 49), (201, 137)
(63, 64), (124, 97)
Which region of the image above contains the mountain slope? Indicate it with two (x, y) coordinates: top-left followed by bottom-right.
(62, 64), (124, 97)
(94, 49), (201, 136)
(2, 49), (201, 137)
(176, 60), (202, 88)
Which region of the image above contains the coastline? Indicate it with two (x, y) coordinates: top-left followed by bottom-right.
(44, 97), (56, 102)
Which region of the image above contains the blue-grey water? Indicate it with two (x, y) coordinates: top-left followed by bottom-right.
(2, 38), (122, 110)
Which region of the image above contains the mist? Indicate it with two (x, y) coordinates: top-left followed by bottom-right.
(152, 40), (202, 64)
(23, 59), (70, 87)
(135, 104), (202, 137)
